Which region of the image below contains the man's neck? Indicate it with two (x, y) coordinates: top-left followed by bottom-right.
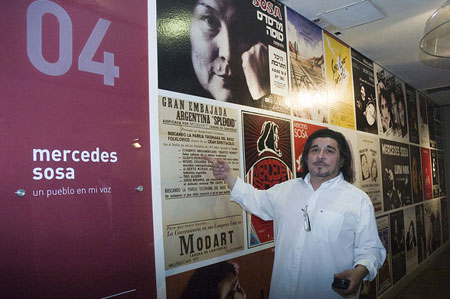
(309, 174), (339, 191)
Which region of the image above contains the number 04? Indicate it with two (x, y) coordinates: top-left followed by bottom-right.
(27, 0), (119, 86)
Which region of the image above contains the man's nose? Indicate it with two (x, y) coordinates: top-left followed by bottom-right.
(217, 26), (231, 63)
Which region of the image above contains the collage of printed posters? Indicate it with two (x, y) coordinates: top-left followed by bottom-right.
(376, 215), (392, 297)
(441, 198), (449, 242)
(421, 148), (433, 200)
(417, 93), (430, 147)
(390, 210), (406, 284)
(324, 32), (355, 129)
(380, 139), (412, 211)
(437, 151), (446, 196)
(424, 200), (441, 256)
(431, 150), (440, 198)
(352, 50), (378, 134)
(405, 84), (419, 144)
(434, 105), (443, 149)
(292, 121), (326, 178)
(415, 204), (427, 264)
(409, 145), (424, 204)
(159, 97), (244, 269)
(242, 112), (293, 247)
(403, 206), (418, 273)
(286, 8), (328, 123)
(374, 65), (408, 142)
(357, 134), (383, 212)
(157, 0), (290, 114)
(165, 247), (274, 298)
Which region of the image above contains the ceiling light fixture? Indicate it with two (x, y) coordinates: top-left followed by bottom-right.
(420, 1), (450, 58)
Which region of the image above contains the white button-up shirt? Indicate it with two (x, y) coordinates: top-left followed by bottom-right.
(231, 172), (386, 299)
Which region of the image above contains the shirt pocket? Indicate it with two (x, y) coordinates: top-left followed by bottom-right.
(313, 209), (344, 242)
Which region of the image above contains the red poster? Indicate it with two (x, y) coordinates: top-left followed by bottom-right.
(0, 1), (155, 298)
(421, 148), (433, 200)
(293, 121), (327, 178)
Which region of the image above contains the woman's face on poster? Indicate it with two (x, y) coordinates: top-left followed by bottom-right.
(371, 159), (377, 180)
(190, 0), (246, 102)
(361, 154), (369, 178)
(398, 100), (406, 127)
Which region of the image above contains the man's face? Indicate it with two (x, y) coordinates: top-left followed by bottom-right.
(380, 95), (391, 130)
(190, 0), (245, 102)
(398, 101), (406, 127)
(307, 137), (342, 181)
(391, 92), (399, 125)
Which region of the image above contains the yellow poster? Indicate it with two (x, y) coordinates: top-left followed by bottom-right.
(324, 32), (355, 129)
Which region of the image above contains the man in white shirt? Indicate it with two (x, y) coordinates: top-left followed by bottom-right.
(205, 128), (386, 298)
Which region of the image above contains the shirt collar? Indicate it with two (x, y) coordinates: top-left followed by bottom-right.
(304, 172), (344, 191)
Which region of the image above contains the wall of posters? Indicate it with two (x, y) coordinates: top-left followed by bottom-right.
(159, 97), (244, 269)
(242, 112), (293, 246)
(324, 32), (355, 129)
(286, 8), (327, 123)
(352, 50), (378, 134)
(357, 134), (383, 212)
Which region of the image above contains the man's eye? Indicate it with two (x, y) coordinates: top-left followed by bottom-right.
(201, 15), (220, 30)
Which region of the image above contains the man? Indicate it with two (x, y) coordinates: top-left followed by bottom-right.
(205, 129), (385, 298)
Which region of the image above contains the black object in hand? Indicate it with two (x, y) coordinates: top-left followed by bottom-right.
(332, 278), (350, 290)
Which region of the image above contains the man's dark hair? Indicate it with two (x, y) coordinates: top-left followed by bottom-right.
(299, 129), (354, 183)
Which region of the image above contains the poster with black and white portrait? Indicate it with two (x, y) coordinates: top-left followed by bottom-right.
(415, 204), (426, 264)
(417, 93), (430, 147)
(427, 99), (436, 148)
(431, 150), (439, 198)
(405, 84), (419, 144)
(357, 134), (382, 212)
(242, 112), (293, 247)
(404, 206), (418, 273)
(380, 139), (411, 211)
(374, 65), (408, 142)
(424, 200), (441, 256)
(157, 0), (290, 114)
(390, 210), (406, 284)
(352, 50), (377, 134)
(409, 145), (423, 204)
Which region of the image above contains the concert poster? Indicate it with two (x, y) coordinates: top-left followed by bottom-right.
(440, 198), (449, 243)
(292, 121), (326, 178)
(157, 0), (290, 114)
(159, 97), (244, 269)
(437, 151), (446, 197)
(380, 139), (411, 211)
(415, 204), (427, 264)
(286, 8), (328, 123)
(427, 99), (436, 148)
(242, 112), (293, 247)
(424, 200), (441, 256)
(403, 206), (418, 273)
(405, 84), (419, 144)
(431, 150), (439, 198)
(357, 134), (383, 212)
(374, 65), (408, 142)
(390, 210), (406, 284)
(352, 50), (378, 134)
(421, 147), (433, 200)
(376, 215), (392, 297)
(324, 32), (355, 129)
(417, 93), (430, 147)
(409, 145), (423, 204)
